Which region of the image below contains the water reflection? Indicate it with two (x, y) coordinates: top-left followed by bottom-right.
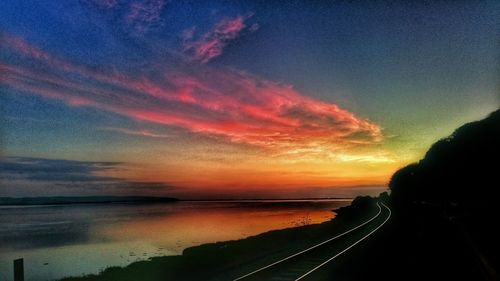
(0, 200), (350, 281)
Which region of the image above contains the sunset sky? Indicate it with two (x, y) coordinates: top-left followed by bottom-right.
(1, 0), (498, 198)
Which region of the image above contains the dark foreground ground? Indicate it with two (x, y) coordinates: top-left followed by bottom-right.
(320, 200), (498, 281)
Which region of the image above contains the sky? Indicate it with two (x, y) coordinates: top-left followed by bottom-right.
(1, 0), (499, 199)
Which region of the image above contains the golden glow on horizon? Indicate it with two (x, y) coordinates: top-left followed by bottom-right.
(98, 139), (405, 196)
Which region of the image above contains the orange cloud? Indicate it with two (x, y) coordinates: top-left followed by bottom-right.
(183, 15), (256, 63)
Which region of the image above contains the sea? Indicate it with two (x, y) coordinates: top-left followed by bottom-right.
(0, 199), (351, 281)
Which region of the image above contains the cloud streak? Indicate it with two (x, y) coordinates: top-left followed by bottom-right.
(0, 157), (119, 182)
(2, 33), (383, 157)
(183, 15), (255, 63)
(126, 0), (166, 33)
(0, 157), (173, 193)
(99, 127), (173, 138)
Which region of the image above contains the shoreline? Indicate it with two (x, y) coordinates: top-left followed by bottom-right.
(0, 197), (353, 207)
(59, 198), (375, 281)
(1, 199), (349, 281)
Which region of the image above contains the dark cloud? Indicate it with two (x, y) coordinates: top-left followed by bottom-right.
(0, 157), (174, 193)
(53, 181), (174, 191)
(0, 157), (120, 182)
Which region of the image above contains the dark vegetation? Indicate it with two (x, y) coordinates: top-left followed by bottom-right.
(0, 196), (177, 205)
(336, 109), (500, 281)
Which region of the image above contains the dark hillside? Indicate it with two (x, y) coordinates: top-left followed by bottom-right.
(347, 110), (500, 281)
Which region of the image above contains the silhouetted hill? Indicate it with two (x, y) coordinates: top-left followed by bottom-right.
(349, 109), (500, 281)
(0, 196), (178, 205)
(390, 109), (500, 214)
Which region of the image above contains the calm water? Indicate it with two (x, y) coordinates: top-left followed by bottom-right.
(0, 200), (350, 281)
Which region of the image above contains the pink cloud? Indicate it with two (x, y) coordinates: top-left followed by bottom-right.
(184, 15), (256, 64)
(1, 35), (111, 80)
(248, 23), (260, 32)
(181, 27), (195, 42)
(126, 0), (166, 33)
(1, 36), (383, 155)
(3, 36), (52, 61)
(88, 0), (118, 9)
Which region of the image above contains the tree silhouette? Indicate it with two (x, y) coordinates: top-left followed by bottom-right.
(385, 109), (500, 281)
(389, 109), (500, 215)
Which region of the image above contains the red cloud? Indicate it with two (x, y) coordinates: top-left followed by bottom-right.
(184, 15), (255, 64)
(2, 35), (383, 154)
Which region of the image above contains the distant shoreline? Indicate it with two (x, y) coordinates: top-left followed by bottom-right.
(0, 196), (353, 206)
(182, 198), (353, 202)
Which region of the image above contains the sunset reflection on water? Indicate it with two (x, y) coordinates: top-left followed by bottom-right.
(98, 201), (347, 252)
(0, 200), (350, 281)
